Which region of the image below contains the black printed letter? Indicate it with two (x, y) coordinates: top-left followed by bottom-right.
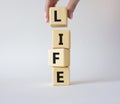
(57, 71), (64, 83)
(54, 11), (61, 22)
(53, 52), (60, 64)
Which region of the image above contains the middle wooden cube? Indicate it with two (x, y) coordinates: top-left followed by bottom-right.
(48, 49), (70, 67)
(52, 30), (70, 49)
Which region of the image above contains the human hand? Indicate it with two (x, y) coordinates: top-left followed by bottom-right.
(45, 0), (80, 22)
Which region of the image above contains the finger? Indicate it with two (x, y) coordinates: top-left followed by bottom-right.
(45, 0), (52, 22)
(45, 0), (58, 22)
(67, 0), (79, 19)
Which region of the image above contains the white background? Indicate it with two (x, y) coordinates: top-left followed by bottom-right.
(0, 0), (120, 104)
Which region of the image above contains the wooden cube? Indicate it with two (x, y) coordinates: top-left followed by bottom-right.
(49, 7), (67, 27)
(52, 67), (70, 86)
(52, 30), (70, 49)
(48, 49), (70, 67)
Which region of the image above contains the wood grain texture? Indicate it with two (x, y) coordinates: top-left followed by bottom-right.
(49, 7), (67, 27)
(52, 30), (70, 49)
(48, 49), (70, 67)
(52, 67), (70, 86)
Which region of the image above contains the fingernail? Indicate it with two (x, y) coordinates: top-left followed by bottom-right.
(70, 12), (73, 19)
(45, 18), (48, 22)
(44, 12), (48, 22)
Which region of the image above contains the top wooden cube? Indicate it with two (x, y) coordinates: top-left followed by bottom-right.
(49, 7), (68, 27)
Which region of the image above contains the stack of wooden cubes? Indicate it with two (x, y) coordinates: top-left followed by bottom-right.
(48, 7), (70, 86)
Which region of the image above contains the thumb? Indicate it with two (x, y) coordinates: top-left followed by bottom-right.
(67, 0), (79, 19)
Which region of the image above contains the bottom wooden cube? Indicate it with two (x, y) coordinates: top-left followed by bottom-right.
(52, 67), (70, 86)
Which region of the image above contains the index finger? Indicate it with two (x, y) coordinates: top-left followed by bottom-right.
(45, 0), (59, 22)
